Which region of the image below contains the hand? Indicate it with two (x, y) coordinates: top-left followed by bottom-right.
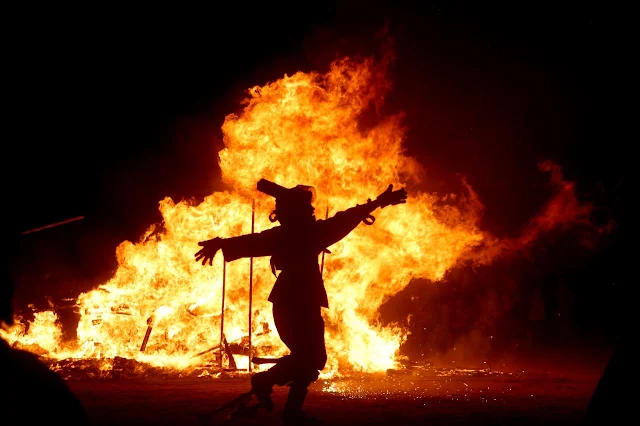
(375, 184), (407, 208)
(194, 237), (222, 266)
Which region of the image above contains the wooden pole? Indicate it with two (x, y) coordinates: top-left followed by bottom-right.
(248, 199), (255, 372)
(219, 257), (226, 369)
(139, 316), (154, 352)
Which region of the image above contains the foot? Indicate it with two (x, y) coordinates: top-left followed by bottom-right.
(250, 373), (275, 412)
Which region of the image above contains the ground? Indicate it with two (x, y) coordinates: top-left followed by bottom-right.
(66, 365), (599, 426)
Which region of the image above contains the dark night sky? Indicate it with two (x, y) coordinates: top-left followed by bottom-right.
(6, 3), (629, 346)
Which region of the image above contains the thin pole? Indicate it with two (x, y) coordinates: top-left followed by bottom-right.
(139, 316), (153, 352)
(219, 258), (226, 370)
(248, 198), (255, 372)
(320, 204), (329, 275)
(20, 216), (85, 235)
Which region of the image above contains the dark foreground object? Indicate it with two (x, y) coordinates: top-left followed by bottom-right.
(583, 342), (629, 425)
(61, 368), (598, 426)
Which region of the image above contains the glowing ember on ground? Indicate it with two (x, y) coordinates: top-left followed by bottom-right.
(320, 367), (511, 399)
(2, 55), (595, 378)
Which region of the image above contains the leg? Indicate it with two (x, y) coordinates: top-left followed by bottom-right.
(249, 304), (298, 409)
(252, 303), (326, 422)
(250, 304), (297, 396)
(275, 304), (326, 424)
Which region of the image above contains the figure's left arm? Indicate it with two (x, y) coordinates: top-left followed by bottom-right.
(318, 184), (407, 249)
(195, 228), (280, 266)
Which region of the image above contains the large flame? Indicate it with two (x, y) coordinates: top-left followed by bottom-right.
(2, 56), (595, 376)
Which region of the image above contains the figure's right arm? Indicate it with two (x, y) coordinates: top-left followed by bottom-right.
(318, 184), (407, 249)
(195, 228), (280, 266)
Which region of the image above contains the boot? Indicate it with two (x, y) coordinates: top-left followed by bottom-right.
(250, 372), (275, 412)
(282, 383), (321, 425)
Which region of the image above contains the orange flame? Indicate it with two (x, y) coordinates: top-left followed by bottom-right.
(1, 56), (597, 377)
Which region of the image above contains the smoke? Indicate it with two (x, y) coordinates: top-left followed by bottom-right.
(381, 159), (613, 368)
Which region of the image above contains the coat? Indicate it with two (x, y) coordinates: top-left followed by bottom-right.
(219, 202), (378, 308)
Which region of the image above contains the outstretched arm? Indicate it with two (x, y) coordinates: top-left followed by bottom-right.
(366, 184), (408, 211)
(319, 184), (407, 249)
(195, 228), (280, 266)
(194, 238), (223, 266)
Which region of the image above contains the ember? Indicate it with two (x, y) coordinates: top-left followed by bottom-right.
(1, 55), (594, 379)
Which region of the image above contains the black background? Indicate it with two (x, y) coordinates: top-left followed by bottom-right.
(6, 2), (629, 363)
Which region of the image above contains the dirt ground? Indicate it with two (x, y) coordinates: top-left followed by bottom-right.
(66, 366), (599, 426)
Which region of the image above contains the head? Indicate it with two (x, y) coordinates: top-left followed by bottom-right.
(257, 179), (316, 226)
(272, 186), (316, 225)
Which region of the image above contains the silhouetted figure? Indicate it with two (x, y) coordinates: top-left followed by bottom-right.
(195, 179), (407, 425)
(1, 225), (90, 425)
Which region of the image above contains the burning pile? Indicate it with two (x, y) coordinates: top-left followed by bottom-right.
(1, 55), (594, 378)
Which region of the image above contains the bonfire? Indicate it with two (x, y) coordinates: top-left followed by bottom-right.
(1, 54), (594, 381)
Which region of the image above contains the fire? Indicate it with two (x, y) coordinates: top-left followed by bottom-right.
(2, 55), (595, 377)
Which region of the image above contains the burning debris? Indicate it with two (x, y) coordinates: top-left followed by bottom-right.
(1, 55), (600, 379)
(40, 353), (507, 382)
